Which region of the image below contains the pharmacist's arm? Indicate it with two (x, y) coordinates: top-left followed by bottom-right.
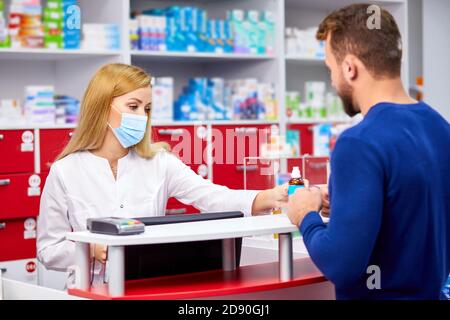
(164, 152), (285, 216)
(36, 165), (75, 272)
(293, 137), (384, 288)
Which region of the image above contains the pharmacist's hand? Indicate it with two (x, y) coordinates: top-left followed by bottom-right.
(251, 184), (288, 215)
(321, 187), (330, 218)
(90, 243), (107, 264)
(271, 183), (289, 208)
(287, 186), (322, 227)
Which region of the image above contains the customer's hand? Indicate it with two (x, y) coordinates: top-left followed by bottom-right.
(321, 187), (330, 218)
(287, 186), (322, 226)
(90, 243), (107, 264)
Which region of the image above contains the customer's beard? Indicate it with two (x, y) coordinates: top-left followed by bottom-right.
(337, 81), (360, 117)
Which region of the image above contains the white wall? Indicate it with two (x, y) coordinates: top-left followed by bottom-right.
(408, 0), (423, 89)
(423, 0), (450, 121)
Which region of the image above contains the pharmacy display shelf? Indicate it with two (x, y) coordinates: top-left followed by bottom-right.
(286, 118), (354, 125)
(0, 120), (281, 130)
(0, 0), (408, 137)
(0, 48), (123, 61)
(0, 123), (78, 130)
(285, 55), (326, 66)
(131, 50), (277, 63)
(285, 0), (405, 11)
(151, 119), (280, 126)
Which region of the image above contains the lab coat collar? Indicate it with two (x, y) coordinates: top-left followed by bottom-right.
(85, 150), (133, 181)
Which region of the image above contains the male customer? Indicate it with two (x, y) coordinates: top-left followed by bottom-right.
(287, 4), (450, 299)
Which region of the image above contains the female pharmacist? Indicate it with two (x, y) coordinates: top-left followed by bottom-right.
(37, 63), (288, 285)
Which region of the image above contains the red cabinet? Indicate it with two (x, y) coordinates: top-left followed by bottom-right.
(287, 157), (329, 185)
(286, 124), (314, 156)
(211, 125), (275, 190)
(0, 130), (35, 174)
(0, 173), (44, 219)
(152, 125), (209, 214)
(0, 217), (37, 261)
(287, 124), (313, 177)
(39, 129), (73, 172)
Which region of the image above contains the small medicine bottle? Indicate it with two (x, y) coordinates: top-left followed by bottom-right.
(288, 166), (304, 196)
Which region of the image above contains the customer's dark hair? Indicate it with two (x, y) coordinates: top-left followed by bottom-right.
(316, 3), (402, 78)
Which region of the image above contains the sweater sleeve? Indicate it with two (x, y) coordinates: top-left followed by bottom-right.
(299, 136), (384, 288)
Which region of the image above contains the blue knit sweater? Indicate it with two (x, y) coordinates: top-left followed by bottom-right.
(300, 101), (450, 299)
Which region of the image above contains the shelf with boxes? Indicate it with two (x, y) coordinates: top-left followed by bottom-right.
(131, 50), (275, 62)
(0, 0), (124, 52)
(128, 1), (276, 57)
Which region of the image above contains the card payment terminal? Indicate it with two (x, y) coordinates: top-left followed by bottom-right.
(87, 217), (145, 236)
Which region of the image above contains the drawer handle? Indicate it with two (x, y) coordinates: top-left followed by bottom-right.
(158, 129), (183, 136)
(166, 208), (187, 215)
(307, 163), (328, 169)
(0, 179), (11, 186)
(0, 222), (6, 230)
(235, 127), (257, 134)
(0, 268), (6, 273)
(0, 134), (4, 141)
(236, 165), (258, 172)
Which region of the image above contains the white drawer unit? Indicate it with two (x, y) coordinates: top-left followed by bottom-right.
(0, 259), (37, 285)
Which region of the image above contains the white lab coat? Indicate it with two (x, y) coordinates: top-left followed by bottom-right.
(37, 149), (260, 276)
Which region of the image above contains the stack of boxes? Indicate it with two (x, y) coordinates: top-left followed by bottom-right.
(286, 82), (348, 121)
(62, 0), (80, 49)
(0, 0), (9, 47)
(24, 86), (56, 124)
(285, 27), (325, 59)
(81, 23), (120, 50)
(43, 0), (64, 49)
(173, 78), (278, 121)
(8, 0), (44, 48)
(151, 77), (174, 121)
(0, 0), (81, 49)
(131, 6), (275, 55)
(54, 95), (79, 124)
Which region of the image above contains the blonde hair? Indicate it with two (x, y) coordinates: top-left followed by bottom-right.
(56, 63), (167, 161)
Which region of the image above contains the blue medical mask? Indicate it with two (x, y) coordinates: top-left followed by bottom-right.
(108, 106), (148, 148)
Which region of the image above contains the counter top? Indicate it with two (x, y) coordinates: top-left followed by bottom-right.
(66, 214), (299, 246)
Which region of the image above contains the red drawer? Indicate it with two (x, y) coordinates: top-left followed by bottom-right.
(0, 173), (44, 219)
(286, 124), (314, 156)
(153, 125), (208, 214)
(211, 125), (273, 190)
(0, 130), (35, 174)
(287, 124), (314, 174)
(0, 217), (37, 261)
(152, 125), (208, 176)
(303, 157), (329, 185)
(39, 129), (74, 172)
(287, 157), (329, 185)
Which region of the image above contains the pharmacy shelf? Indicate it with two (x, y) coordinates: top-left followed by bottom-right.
(0, 0), (408, 142)
(286, 118), (354, 125)
(285, 55), (326, 66)
(0, 118), (356, 131)
(131, 50), (276, 63)
(152, 119), (280, 126)
(0, 120), (281, 130)
(0, 48), (123, 61)
(0, 123), (78, 130)
(285, 0), (405, 11)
